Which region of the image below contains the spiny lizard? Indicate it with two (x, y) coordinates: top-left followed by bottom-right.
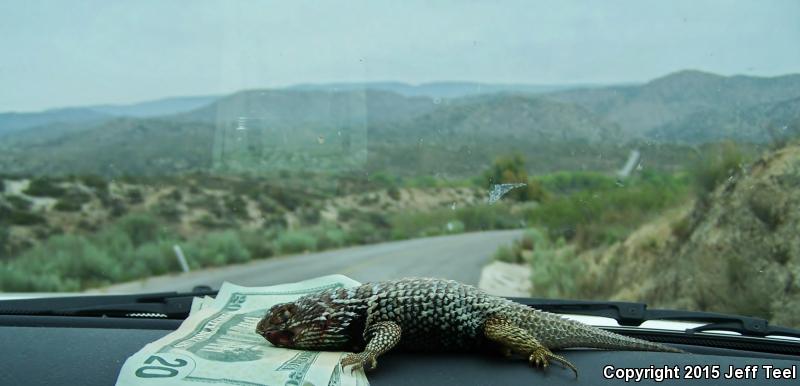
(256, 278), (682, 377)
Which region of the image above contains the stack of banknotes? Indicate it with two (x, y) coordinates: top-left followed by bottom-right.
(115, 275), (369, 386)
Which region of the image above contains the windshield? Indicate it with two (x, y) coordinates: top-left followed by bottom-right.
(1, 1), (798, 329)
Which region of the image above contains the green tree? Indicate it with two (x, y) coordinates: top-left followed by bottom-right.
(486, 154), (547, 202)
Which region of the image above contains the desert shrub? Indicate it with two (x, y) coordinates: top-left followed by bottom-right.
(231, 179), (265, 200)
(6, 195), (32, 211)
(155, 201), (182, 221)
(126, 188), (144, 204)
(185, 231), (251, 267)
(359, 194), (381, 206)
(24, 177), (65, 197)
(671, 214), (694, 241)
(312, 225), (347, 250)
(0, 235), (120, 291)
(127, 241), (181, 278)
(276, 230), (318, 254)
(260, 214), (288, 229)
(45, 235), (121, 284)
(93, 226), (135, 258)
(195, 214), (232, 229)
(108, 198), (128, 217)
(166, 189), (182, 201)
(338, 208), (358, 222)
(224, 195), (249, 219)
(78, 175), (108, 192)
(456, 203), (519, 230)
(369, 171), (401, 188)
(297, 206), (321, 225)
(365, 211), (391, 229)
(493, 245), (518, 263)
(390, 210), (447, 239)
(445, 220), (465, 233)
(5, 209), (46, 226)
(387, 186), (401, 200)
(519, 232), (535, 251)
(262, 184), (308, 211)
(114, 213), (165, 247)
(256, 196), (282, 214)
(536, 171), (617, 195)
(345, 222), (388, 245)
(239, 230), (275, 259)
(690, 141), (746, 197)
(0, 265), (73, 292)
(492, 229), (542, 264)
(0, 218), (266, 291)
(54, 190), (91, 212)
(407, 175), (439, 188)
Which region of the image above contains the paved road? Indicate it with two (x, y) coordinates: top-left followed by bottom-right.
(92, 230), (525, 293)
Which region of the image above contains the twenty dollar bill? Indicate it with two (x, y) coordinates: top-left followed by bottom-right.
(116, 275), (368, 386)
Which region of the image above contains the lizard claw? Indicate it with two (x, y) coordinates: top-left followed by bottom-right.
(528, 350), (550, 369)
(528, 348), (578, 378)
(340, 352), (377, 374)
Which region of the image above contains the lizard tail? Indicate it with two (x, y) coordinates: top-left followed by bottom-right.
(560, 324), (685, 353)
(513, 306), (685, 353)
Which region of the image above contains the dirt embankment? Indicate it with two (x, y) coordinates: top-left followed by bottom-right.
(579, 144), (800, 327)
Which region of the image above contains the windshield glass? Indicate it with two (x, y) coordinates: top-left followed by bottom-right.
(1, 1), (798, 329)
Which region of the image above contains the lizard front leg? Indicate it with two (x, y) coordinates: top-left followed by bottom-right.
(340, 321), (401, 373)
(484, 316), (578, 378)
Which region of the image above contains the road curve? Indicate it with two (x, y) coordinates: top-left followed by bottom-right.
(91, 230), (525, 293)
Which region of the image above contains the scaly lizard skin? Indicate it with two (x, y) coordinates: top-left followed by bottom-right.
(256, 278), (682, 377)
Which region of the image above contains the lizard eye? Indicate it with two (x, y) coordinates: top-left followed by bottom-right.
(266, 304), (297, 326)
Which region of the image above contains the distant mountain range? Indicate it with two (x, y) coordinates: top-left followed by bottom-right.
(0, 81), (585, 135)
(548, 70), (800, 141)
(0, 95), (219, 136)
(286, 81), (591, 98)
(1, 70), (799, 176)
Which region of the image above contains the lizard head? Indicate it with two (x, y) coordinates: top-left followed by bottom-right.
(256, 303), (300, 347)
(256, 290), (361, 350)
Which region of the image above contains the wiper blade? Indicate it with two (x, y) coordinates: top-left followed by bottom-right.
(5, 292), (797, 339)
(510, 297), (800, 339)
(0, 289), (218, 319)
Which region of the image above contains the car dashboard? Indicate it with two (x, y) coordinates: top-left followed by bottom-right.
(0, 315), (797, 386)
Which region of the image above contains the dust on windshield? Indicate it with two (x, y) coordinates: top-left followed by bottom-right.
(0, 1), (798, 329)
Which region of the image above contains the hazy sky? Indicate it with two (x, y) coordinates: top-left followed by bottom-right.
(1, 0), (799, 112)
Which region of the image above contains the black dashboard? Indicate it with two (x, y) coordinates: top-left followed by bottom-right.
(0, 316), (797, 386)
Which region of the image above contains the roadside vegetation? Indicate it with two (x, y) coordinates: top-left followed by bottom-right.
(0, 160), (533, 291)
(490, 141), (800, 328)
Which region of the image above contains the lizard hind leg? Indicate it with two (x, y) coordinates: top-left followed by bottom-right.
(484, 317), (578, 378)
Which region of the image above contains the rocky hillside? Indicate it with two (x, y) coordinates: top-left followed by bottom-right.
(578, 143), (800, 327)
(0, 174), (484, 259)
(548, 70), (800, 141)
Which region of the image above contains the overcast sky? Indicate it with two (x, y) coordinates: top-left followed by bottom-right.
(1, 0), (798, 112)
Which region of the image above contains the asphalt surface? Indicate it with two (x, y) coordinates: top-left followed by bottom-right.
(92, 230), (525, 293)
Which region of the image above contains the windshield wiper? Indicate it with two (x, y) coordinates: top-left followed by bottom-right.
(4, 291), (799, 347)
(0, 288), (218, 319)
(511, 297), (800, 340)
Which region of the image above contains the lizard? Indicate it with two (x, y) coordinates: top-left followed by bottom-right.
(255, 277), (683, 377)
